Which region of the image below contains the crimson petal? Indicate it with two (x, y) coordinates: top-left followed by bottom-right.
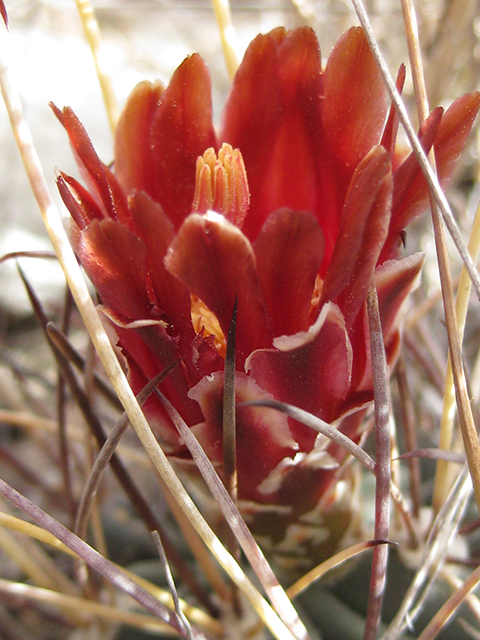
(356, 253), (424, 392)
(114, 80), (165, 198)
(246, 302), (352, 448)
(251, 28), (323, 237)
(390, 92), (480, 243)
(320, 146), (392, 328)
(322, 27), (388, 175)
(189, 371), (297, 500)
(129, 192), (202, 383)
(78, 219), (152, 322)
(254, 209), (324, 337)
(150, 54), (217, 230)
(62, 108), (131, 228)
(165, 212), (272, 365)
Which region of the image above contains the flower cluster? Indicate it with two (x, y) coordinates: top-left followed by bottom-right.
(56, 26), (479, 573)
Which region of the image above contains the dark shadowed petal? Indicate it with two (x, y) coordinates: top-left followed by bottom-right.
(78, 219), (152, 321)
(189, 371), (298, 500)
(150, 54), (217, 230)
(323, 27), (388, 174)
(61, 108), (131, 228)
(165, 212), (272, 365)
(57, 172), (104, 230)
(129, 192), (193, 334)
(114, 80), (165, 197)
(246, 302), (352, 447)
(320, 146), (392, 328)
(129, 192), (202, 383)
(116, 326), (204, 449)
(254, 209), (324, 337)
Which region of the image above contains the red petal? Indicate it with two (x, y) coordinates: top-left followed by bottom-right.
(435, 92), (480, 183)
(129, 192), (201, 382)
(114, 80), (165, 197)
(356, 253), (424, 392)
(254, 209), (323, 337)
(78, 219), (152, 321)
(389, 107), (443, 231)
(57, 171), (105, 229)
(221, 31), (283, 239)
(322, 27), (388, 175)
(165, 212), (272, 365)
(189, 371), (297, 500)
(390, 92), (480, 245)
(375, 252), (424, 349)
(116, 326), (204, 448)
(1, 1), (8, 28)
(150, 54), (217, 230)
(222, 28), (324, 242)
(62, 107), (131, 228)
(246, 302), (352, 445)
(321, 146), (392, 328)
(381, 64), (406, 159)
(252, 28), (323, 238)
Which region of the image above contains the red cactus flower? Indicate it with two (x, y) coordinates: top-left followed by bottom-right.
(56, 26), (479, 573)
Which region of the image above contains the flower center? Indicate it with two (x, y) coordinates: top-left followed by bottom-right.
(192, 143), (250, 228)
(191, 295), (226, 358)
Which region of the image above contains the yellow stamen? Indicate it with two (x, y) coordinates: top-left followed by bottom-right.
(192, 143), (249, 228)
(191, 295), (226, 358)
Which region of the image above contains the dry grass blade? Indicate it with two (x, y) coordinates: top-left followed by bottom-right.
(395, 354), (420, 518)
(0, 510), (222, 636)
(287, 540), (394, 599)
(74, 366), (176, 542)
(212, 0), (240, 79)
(153, 530), (194, 640)
(47, 322), (122, 411)
(75, 0), (119, 133)
(381, 466), (472, 640)
(432, 194), (480, 510)
(0, 578), (199, 637)
(416, 563), (480, 640)
(0, 478), (212, 640)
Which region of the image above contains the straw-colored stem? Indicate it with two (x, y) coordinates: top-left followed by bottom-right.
(0, 577), (217, 637)
(416, 562), (480, 640)
(0, 510), (223, 636)
(212, 0), (240, 80)
(75, 0), (119, 134)
(432, 197), (480, 510)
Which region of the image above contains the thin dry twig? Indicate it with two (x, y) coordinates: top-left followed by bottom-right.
(363, 284), (391, 640)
